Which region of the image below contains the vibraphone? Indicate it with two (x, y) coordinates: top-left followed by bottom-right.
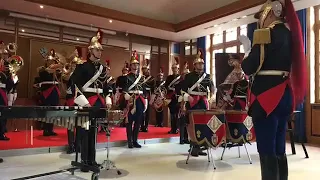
(0, 106), (122, 180)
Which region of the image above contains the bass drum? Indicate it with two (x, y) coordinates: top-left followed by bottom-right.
(187, 110), (226, 148)
(224, 110), (256, 144)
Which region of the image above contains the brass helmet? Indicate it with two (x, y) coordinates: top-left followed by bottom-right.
(130, 50), (139, 64)
(72, 46), (85, 64)
(158, 67), (164, 76)
(193, 49), (204, 64)
(88, 29), (103, 50)
(7, 55), (23, 74)
(142, 58), (150, 70)
(254, 0), (285, 28)
(182, 61), (190, 74)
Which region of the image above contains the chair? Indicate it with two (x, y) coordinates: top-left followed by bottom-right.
(287, 111), (309, 158)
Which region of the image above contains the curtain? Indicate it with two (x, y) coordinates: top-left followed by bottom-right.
(295, 9), (307, 143)
(197, 36), (206, 71)
(173, 43), (180, 54)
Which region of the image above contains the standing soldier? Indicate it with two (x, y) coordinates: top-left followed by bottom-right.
(181, 49), (215, 157)
(37, 48), (62, 136)
(65, 46), (84, 154)
(122, 51), (146, 148)
(116, 62), (129, 127)
(165, 57), (181, 134)
(151, 67), (166, 127)
(176, 62), (190, 144)
(238, 0), (306, 179)
(141, 59), (154, 132)
(71, 29), (108, 172)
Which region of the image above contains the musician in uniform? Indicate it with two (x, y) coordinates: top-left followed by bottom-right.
(122, 51), (146, 148)
(71, 30), (108, 172)
(100, 59), (115, 133)
(238, 0), (306, 179)
(65, 47), (84, 154)
(140, 59), (154, 132)
(153, 67), (166, 127)
(0, 41), (16, 141)
(176, 62), (190, 144)
(37, 49), (63, 136)
(181, 49), (215, 157)
(116, 62), (129, 127)
(164, 57), (181, 134)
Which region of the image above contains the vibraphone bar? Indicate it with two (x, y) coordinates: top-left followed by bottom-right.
(0, 105), (120, 180)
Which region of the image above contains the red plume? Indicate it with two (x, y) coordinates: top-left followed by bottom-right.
(285, 0), (307, 106)
(132, 50), (138, 59)
(97, 29), (103, 44)
(105, 59), (110, 66)
(197, 48), (204, 59)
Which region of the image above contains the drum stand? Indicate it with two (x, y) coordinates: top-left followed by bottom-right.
(186, 146), (217, 170)
(99, 122), (122, 175)
(220, 141), (252, 164)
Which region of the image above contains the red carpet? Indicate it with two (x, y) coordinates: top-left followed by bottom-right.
(0, 126), (178, 150)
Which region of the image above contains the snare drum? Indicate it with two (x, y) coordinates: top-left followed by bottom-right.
(187, 110), (226, 148)
(225, 110), (255, 143)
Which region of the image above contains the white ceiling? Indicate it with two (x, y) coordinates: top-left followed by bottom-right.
(0, 0), (319, 42)
(74, 0), (239, 23)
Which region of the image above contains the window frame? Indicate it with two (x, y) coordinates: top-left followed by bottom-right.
(315, 6), (320, 102)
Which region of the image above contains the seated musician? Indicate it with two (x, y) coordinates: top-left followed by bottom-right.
(116, 62), (129, 127)
(0, 41), (16, 141)
(181, 49), (215, 157)
(64, 47), (84, 154)
(176, 62), (190, 144)
(37, 48), (63, 136)
(217, 54), (246, 110)
(141, 59), (154, 132)
(100, 59), (115, 133)
(71, 30), (108, 172)
(122, 51), (147, 148)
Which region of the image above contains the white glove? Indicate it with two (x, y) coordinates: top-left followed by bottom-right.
(8, 93), (14, 106)
(105, 96), (112, 105)
(238, 35), (251, 53)
(178, 95), (183, 102)
(124, 93), (131, 100)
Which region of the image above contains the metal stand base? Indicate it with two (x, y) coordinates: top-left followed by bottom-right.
(220, 141), (252, 164)
(186, 146), (216, 170)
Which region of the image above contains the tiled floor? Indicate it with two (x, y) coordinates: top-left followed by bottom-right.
(0, 142), (317, 180)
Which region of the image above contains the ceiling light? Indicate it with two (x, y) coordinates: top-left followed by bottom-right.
(76, 38), (80, 41)
(109, 19), (113, 23)
(232, 18), (238, 21)
(213, 25), (219, 27)
(242, 16), (247, 18)
(21, 29), (25, 32)
(40, 5), (44, 9)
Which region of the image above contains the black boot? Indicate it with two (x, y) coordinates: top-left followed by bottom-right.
(0, 158), (3, 163)
(126, 123), (133, 148)
(277, 154), (288, 180)
(259, 155), (279, 180)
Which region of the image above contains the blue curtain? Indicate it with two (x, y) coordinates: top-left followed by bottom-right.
(247, 22), (257, 42)
(197, 36), (206, 71)
(173, 43), (180, 54)
(295, 9), (307, 143)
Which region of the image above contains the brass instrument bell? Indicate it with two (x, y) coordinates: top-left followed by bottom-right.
(7, 55), (24, 74)
(7, 43), (18, 53)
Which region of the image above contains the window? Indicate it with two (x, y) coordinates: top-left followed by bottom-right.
(225, 46), (237, 53)
(314, 6), (320, 102)
(191, 45), (197, 55)
(211, 49), (223, 84)
(213, 33), (223, 45)
(185, 45), (190, 55)
(184, 39), (197, 56)
(226, 27), (237, 42)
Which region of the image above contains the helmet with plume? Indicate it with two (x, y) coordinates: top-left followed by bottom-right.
(142, 59), (150, 69)
(158, 66), (164, 76)
(182, 61), (190, 74)
(88, 29), (103, 50)
(122, 61), (129, 71)
(254, 0), (285, 28)
(194, 48), (204, 64)
(130, 50), (139, 64)
(172, 57), (179, 69)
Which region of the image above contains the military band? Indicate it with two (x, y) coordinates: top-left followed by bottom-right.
(122, 51), (146, 148)
(141, 59), (154, 132)
(164, 57), (181, 134)
(181, 49), (215, 157)
(239, 0), (306, 179)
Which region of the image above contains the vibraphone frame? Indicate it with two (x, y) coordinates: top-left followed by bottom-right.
(0, 106), (120, 180)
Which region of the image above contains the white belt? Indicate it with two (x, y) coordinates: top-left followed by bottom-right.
(145, 88), (151, 91)
(39, 81), (59, 87)
(0, 83), (5, 88)
(169, 87), (175, 91)
(83, 88), (103, 93)
(257, 70), (289, 77)
(129, 90), (143, 94)
(188, 91), (207, 96)
(234, 95), (247, 98)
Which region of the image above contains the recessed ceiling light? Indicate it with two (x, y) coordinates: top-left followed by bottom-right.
(76, 38), (80, 41)
(242, 15), (247, 18)
(21, 29), (25, 32)
(232, 18), (238, 21)
(109, 19), (113, 23)
(213, 25), (219, 27)
(40, 5), (44, 9)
